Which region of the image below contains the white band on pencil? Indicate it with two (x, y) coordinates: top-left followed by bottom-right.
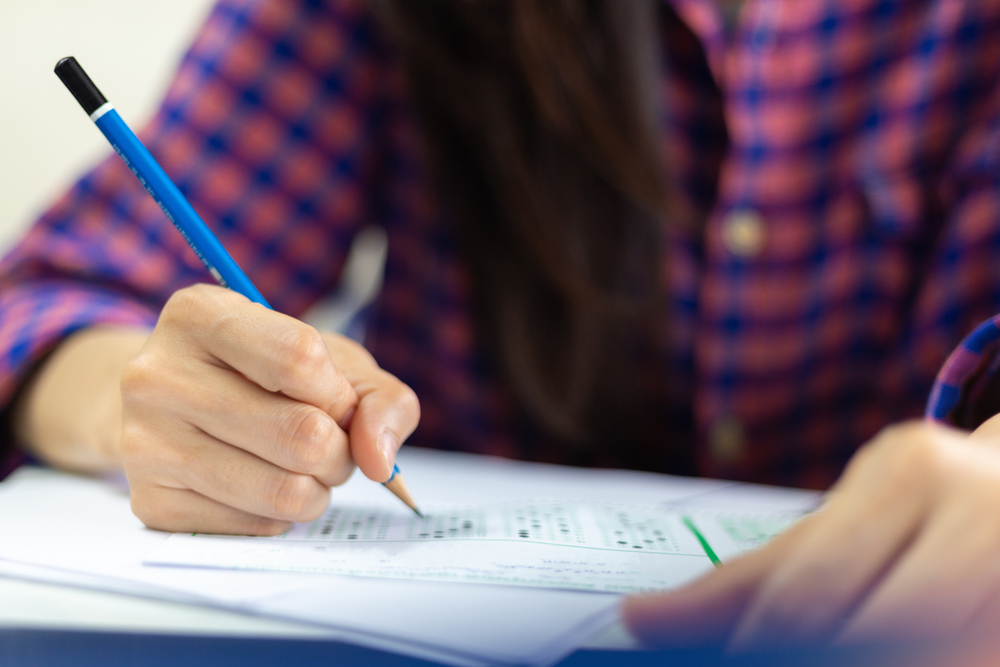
(89, 102), (114, 122)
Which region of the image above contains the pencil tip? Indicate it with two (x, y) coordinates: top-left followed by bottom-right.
(383, 470), (422, 517)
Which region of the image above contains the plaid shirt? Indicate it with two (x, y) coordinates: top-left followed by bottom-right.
(2, 0), (1000, 488)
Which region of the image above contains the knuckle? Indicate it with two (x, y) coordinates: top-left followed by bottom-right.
(118, 421), (145, 460)
(165, 438), (198, 472)
(325, 461), (356, 488)
(264, 471), (320, 521)
(121, 423), (198, 481)
(120, 354), (159, 403)
(389, 381), (421, 422)
(118, 422), (173, 473)
(900, 430), (945, 476)
(130, 490), (172, 531)
(880, 420), (930, 446)
(121, 354), (197, 435)
(282, 407), (335, 471)
(870, 422), (948, 493)
(273, 326), (328, 391)
(162, 285), (240, 338)
(161, 285), (206, 325)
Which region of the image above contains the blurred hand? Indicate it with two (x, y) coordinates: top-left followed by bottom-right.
(623, 418), (1000, 649)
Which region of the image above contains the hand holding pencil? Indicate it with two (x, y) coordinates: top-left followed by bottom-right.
(53, 58), (421, 534)
(121, 284), (421, 535)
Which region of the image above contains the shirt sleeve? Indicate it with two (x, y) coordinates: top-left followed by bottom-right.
(926, 60), (1000, 429)
(926, 315), (1000, 427)
(0, 0), (389, 472)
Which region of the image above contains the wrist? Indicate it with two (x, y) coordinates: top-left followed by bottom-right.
(13, 326), (150, 472)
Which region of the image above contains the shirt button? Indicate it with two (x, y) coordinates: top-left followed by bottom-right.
(708, 417), (745, 464)
(722, 209), (766, 257)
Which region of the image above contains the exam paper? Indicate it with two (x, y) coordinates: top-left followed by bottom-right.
(0, 449), (818, 666)
(0, 465), (621, 667)
(148, 500), (802, 592)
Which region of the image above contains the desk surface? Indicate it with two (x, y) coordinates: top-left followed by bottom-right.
(0, 574), (637, 648)
(0, 578), (928, 667)
(0, 575), (944, 667)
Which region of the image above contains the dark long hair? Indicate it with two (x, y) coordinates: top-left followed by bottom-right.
(375, 0), (671, 464)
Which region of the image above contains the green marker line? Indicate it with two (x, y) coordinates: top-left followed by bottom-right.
(682, 515), (721, 567)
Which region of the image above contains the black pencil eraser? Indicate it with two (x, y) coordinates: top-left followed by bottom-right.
(55, 57), (109, 116)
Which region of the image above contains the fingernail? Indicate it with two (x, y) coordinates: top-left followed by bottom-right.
(379, 431), (399, 468)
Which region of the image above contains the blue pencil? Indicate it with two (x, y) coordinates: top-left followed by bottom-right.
(54, 56), (421, 517)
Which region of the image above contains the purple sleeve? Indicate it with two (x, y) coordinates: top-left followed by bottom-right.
(0, 0), (389, 472)
(926, 315), (1000, 427)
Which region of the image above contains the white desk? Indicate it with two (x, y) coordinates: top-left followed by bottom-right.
(0, 575), (638, 651)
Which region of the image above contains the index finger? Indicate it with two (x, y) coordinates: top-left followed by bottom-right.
(160, 285), (358, 423)
(621, 543), (776, 648)
(621, 513), (810, 648)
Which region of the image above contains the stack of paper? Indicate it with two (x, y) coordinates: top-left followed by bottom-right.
(0, 448), (818, 665)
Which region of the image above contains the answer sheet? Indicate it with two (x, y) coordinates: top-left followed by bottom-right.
(149, 501), (800, 592)
(0, 448), (820, 666)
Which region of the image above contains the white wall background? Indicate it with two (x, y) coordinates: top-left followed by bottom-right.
(0, 0), (216, 253)
(0, 0), (385, 332)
